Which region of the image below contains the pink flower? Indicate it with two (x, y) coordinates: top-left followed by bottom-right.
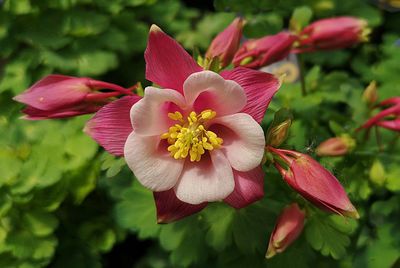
(14, 74), (132, 119)
(233, 32), (298, 69)
(359, 97), (400, 132)
(206, 17), (244, 68)
(269, 147), (359, 218)
(86, 25), (281, 222)
(296, 16), (370, 52)
(316, 135), (355, 157)
(266, 203), (305, 258)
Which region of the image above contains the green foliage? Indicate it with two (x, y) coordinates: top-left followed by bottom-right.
(1, 0), (400, 267)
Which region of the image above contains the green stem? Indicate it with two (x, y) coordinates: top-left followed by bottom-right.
(374, 126), (384, 152)
(388, 133), (400, 150)
(298, 54), (307, 96)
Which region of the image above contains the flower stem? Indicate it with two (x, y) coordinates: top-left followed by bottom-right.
(374, 126), (384, 152)
(298, 54), (307, 96)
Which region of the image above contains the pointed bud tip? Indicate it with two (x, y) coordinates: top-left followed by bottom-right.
(346, 209), (360, 219)
(150, 24), (163, 33)
(265, 248), (276, 259)
(156, 216), (171, 224)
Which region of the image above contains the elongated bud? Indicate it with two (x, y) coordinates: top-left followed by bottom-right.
(269, 147), (359, 219)
(206, 17), (244, 68)
(362, 81), (378, 106)
(296, 16), (371, 52)
(266, 203), (305, 258)
(233, 32), (298, 69)
(14, 75), (133, 119)
(316, 134), (356, 157)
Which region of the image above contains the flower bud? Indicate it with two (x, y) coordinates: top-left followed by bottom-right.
(296, 16), (370, 52)
(14, 74), (133, 119)
(269, 147), (359, 218)
(362, 81), (378, 106)
(266, 119), (292, 147)
(233, 32), (298, 69)
(266, 203), (305, 258)
(206, 17), (244, 68)
(316, 134), (356, 157)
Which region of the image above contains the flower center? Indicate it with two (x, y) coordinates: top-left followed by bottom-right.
(161, 109), (223, 162)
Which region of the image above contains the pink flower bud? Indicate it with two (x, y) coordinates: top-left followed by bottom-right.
(316, 135), (355, 157)
(206, 17), (244, 68)
(359, 97), (400, 132)
(266, 203), (305, 258)
(14, 74), (132, 119)
(269, 147), (359, 219)
(233, 32), (298, 69)
(297, 16), (370, 52)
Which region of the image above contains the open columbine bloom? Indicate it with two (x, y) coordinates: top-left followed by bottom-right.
(85, 25), (280, 222)
(125, 69), (267, 205)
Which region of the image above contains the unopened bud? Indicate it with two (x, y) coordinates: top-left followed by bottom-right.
(362, 80), (378, 106)
(266, 203), (305, 258)
(267, 119), (292, 147)
(316, 134), (355, 157)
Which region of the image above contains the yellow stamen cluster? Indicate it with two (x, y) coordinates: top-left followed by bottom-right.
(161, 109), (223, 162)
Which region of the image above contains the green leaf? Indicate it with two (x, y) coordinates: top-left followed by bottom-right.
(305, 214), (356, 259)
(289, 6), (313, 33)
(114, 180), (160, 239)
(23, 211), (59, 237)
(369, 159), (386, 186)
(203, 203), (235, 250)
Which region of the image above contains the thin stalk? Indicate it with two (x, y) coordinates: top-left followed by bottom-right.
(374, 126), (383, 152)
(298, 54), (307, 96)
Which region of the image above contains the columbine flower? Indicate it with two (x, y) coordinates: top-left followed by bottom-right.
(206, 17), (244, 68)
(359, 97), (400, 132)
(316, 134), (356, 157)
(14, 75), (132, 119)
(296, 16), (370, 52)
(266, 203), (305, 258)
(233, 32), (298, 69)
(268, 147), (359, 218)
(85, 25), (281, 222)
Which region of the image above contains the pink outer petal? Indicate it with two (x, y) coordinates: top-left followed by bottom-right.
(221, 67), (281, 123)
(174, 150), (234, 204)
(379, 97), (400, 106)
(211, 113), (265, 172)
(377, 118), (400, 131)
(130, 86), (186, 136)
(224, 166), (264, 209)
(124, 132), (184, 191)
(183, 71), (246, 116)
(144, 25), (203, 93)
(154, 189), (207, 223)
(84, 95), (141, 156)
(14, 75), (90, 111)
(360, 105), (400, 129)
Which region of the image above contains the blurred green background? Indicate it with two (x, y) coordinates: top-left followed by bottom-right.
(1, 0), (400, 267)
